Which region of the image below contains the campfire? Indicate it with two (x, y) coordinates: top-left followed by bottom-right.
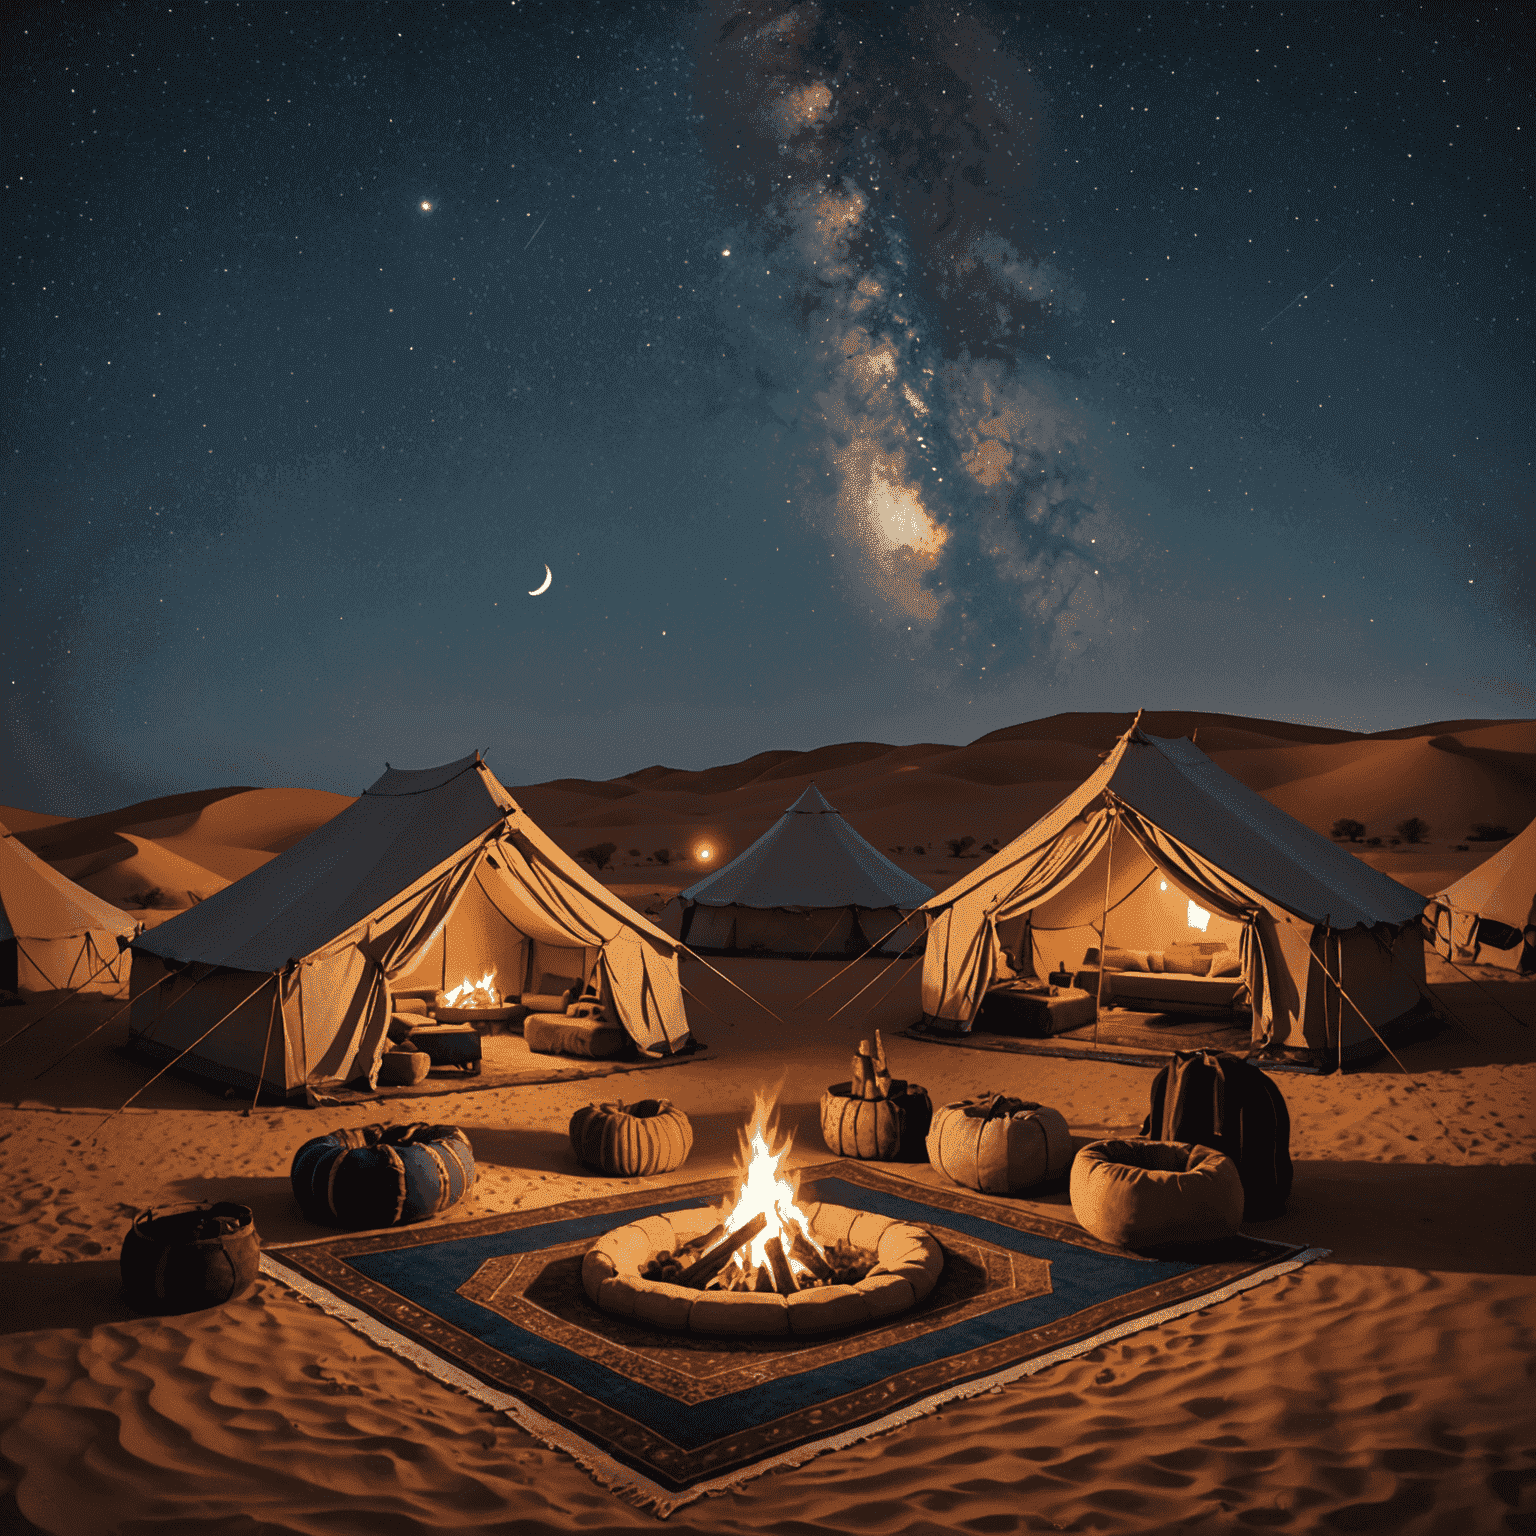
(640, 1092), (878, 1294)
(435, 970), (500, 1011)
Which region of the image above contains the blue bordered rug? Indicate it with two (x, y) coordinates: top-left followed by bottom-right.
(261, 1159), (1323, 1516)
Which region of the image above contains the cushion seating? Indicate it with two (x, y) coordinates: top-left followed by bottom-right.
(290, 1122), (476, 1229)
(1069, 1138), (1244, 1248)
(1075, 969), (1247, 1011)
(525, 1012), (626, 1058)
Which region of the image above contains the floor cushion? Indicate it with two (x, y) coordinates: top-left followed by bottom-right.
(525, 1012), (626, 1058)
(976, 984), (1097, 1037)
(1070, 1138), (1244, 1248)
(290, 1123), (476, 1229)
(927, 1096), (1073, 1193)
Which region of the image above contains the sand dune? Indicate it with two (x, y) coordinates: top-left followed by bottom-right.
(60, 833), (231, 911)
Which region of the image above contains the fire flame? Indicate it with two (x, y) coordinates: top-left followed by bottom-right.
(441, 969), (499, 1009)
(720, 1089), (825, 1288)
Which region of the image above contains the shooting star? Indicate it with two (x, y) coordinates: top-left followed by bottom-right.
(523, 215), (548, 252)
(1260, 259), (1351, 332)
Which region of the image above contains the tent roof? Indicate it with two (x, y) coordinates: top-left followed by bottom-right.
(680, 783), (934, 910)
(1434, 815), (1536, 932)
(924, 725), (1426, 930)
(135, 753), (529, 972)
(0, 819), (139, 944)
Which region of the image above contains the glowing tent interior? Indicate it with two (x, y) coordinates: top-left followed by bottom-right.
(129, 753), (691, 1100)
(918, 718), (1434, 1064)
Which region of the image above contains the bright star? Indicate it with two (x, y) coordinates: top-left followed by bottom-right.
(420, 201), (432, 212)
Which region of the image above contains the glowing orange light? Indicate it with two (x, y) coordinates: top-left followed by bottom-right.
(699, 846), (713, 861)
(442, 969), (498, 1008)
(420, 200), (432, 212)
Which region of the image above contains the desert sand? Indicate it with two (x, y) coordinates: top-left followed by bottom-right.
(2, 710), (1533, 1534)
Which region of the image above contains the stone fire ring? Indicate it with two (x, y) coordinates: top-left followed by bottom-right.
(581, 1201), (943, 1337)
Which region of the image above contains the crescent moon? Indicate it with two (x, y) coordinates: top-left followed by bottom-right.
(528, 564), (552, 597)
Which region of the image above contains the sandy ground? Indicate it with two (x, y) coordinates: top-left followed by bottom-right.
(1, 951), (1533, 1535)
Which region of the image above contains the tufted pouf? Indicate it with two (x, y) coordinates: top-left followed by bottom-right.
(1070, 1138), (1244, 1249)
(290, 1122), (476, 1229)
(569, 1098), (693, 1176)
(926, 1095), (1073, 1194)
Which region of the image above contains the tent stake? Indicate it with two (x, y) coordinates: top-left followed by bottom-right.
(87, 974), (277, 1140)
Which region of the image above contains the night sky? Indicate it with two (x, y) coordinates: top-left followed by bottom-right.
(4, 1), (1531, 817)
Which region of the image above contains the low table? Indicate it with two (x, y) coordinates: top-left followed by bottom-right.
(396, 1021), (482, 1074)
(974, 984), (1097, 1038)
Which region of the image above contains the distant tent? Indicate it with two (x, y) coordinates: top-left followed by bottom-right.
(130, 753), (691, 1101)
(0, 818), (137, 998)
(657, 784), (933, 959)
(1429, 817), (1536, 972)
(918, 719), (1433, 1064)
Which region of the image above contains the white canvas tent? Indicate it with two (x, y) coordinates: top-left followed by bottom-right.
(919, 720), (1432, 1064)
(130, 753), (691, 1099)
(1429, 817), (1536, 972)
(1, 818), (137, 998)
(657, 784), (933, 958)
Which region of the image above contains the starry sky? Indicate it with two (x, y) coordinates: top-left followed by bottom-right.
(4, 0), (1532, 817)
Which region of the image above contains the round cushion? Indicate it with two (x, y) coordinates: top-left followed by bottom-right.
(1069, 1138), (1244, 1249)
(569, 1098), (693, 1176)
(290, 1122), (476, 1229)
(926, 1095), (1073, 1193)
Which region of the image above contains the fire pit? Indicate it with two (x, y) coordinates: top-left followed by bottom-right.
(432, 969), (519, 1026)
(582, 1095), (943, 1336)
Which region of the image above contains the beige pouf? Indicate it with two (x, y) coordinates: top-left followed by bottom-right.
(1070, 1139), (1244, 1248)
(524, 1012), (625, 1058)
(926, 1095), (1073, 1194)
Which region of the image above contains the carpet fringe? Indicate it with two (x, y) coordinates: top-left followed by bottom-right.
(261, 1243), (1328, 1519)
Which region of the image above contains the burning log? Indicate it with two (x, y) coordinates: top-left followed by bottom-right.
(763, 1233), (798, 1294)
(677, 1211), (767, 1288)
(789, 1226), (834, 1282)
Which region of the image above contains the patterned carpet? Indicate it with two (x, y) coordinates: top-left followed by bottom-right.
(262, 1158), (1322, 1515)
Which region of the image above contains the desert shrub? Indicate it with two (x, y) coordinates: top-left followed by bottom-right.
(912, 845), (926, 856)
(1389, 837), (1402, 846)
(946, 836), (976, 857)
(628, 848), (641, 858)
(1395, 817), (1430, 845)
(1470, 824), (1511, 842)
(1455, 844), (1469, 852)
(1366, 836), (1383, 847)
(653, 847), (671, 865)
(889, 846), (906, 854)
(1331, 818), (1366, 843)
(578, 842), (618, 872)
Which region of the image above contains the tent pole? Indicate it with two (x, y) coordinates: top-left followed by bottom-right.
(1093, 810), (1119, 1047)
(1334, 931), (1342, 1076)
(798, 914), (915, 1007)
(0, 944), (133, 1048)
(247, 983), (282, 1116)
(87, 974), (278, 1140)
(1309, 946), (1468, 1156)
(676, 945), (786, 1025)
(29, 969), (182, 1078)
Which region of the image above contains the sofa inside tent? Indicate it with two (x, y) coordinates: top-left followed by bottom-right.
(1428, 816), (1536, 973)
(1, 818), (137, 999)
(129, 753), (691, 1101)
(919, 719), (1435, 1066)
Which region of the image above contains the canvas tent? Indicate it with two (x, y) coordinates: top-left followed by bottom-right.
(130, 753), (692, 1100)
(1428, 817), (1536, 972)
(1, 818), (138, 998)
(919, 720), (1432, 1064)
(657, 784), (933, 959)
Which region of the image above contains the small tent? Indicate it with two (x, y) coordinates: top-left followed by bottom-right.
(1, 818), (137, 998)
(1429, 817), (1536, 972)
(130, 753), (691, 1100)
(919, 720), (1432, 1064)
(657, 784), (933, 958)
